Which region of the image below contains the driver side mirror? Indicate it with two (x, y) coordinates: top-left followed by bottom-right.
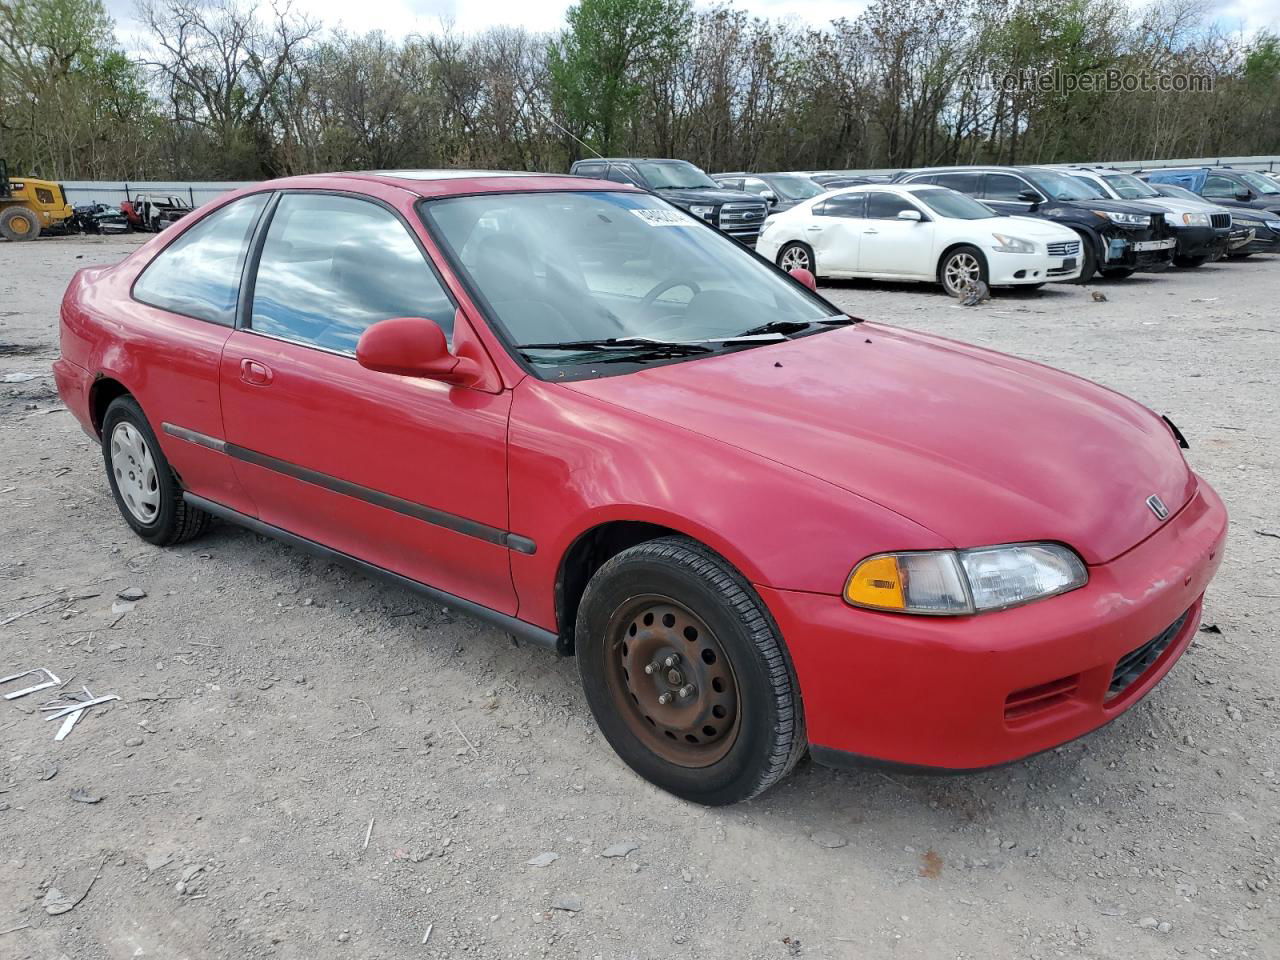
(788, 267), (818, 292)
(356, 316), (482, 386)
(897, 209), (923, 222)
(1235, 189), (1253, 201)
(762, 190), (778, 206)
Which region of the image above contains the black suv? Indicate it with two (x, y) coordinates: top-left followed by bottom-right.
(711, 172), (826, 213)
(1142, 167), (1280, 253)
(569, 158), (769, 245)
(895, 165), (1176, 281)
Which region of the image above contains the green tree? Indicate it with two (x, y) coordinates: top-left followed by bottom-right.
(548, 0), (692, 156)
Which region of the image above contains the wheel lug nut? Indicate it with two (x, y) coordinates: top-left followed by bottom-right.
(678, 684), (696, 700)
(657, 692), (674, 705)
(663, 654), (680, 668)
(643, 661), (660, 675)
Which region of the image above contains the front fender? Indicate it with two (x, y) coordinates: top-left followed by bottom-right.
(507, 379), (948, 633)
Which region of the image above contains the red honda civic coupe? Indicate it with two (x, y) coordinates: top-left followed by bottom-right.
(54, 171), (1227, 805)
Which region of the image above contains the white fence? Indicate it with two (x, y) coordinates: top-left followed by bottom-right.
(61, 180), (255, 208)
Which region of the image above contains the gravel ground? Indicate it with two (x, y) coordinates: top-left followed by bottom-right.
(0, 234), (1277, 960)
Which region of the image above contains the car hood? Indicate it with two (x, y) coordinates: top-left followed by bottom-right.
(654, 187), (764, 206)
(991, 216), (1079, 240)
(1061, 197), (1155, 216)
(565, 324), (1196, 565)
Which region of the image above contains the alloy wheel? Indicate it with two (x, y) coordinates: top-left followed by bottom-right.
(779, 245), (810, 272)
(943, 252), (981, 296)
(110, 422), (161, 523)
(605, 594), (741, 768)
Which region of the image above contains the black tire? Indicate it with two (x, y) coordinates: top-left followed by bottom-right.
(576, 536), (806, 805)
(0, 206), (42, 242)
(1099, 266), (1135, 279)
(776, 241), (815, 277)
(937, 244), (988, 298)
(101, 396), (211, 546)
(1173, 254), (1207, 268)
(1069, 232), (1098, 283)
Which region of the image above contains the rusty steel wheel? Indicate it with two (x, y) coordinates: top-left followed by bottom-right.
(605, 595), (740, 767)
(576, 536), (807, 805)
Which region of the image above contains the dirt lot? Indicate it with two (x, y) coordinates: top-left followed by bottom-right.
(1, 234), (1277, 960)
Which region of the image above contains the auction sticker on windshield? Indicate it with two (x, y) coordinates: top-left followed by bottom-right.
(631, 208), (694, 226)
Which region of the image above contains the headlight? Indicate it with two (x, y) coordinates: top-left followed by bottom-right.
(844, 543), (1087, 615)
(990, 233), (1035, 254)
(1092, 210), (1150, 227)
(1234, 216), (1263, 228)
(688, 204), (716, 221)
(1267, 220), (1280, 232)
(1169, 212), (1210, 227)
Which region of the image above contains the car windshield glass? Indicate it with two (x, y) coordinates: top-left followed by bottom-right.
(914, 189), (997, 219)
(1102, 173), (1160, 199)
(1027, 169), (1102, 200)
(422, 191), (840, 368)
(1154, 183), (1201, 202)
(634, 161), (718, 190)
(769, 175), (824, 200)
(1239, 171), (1280, 195)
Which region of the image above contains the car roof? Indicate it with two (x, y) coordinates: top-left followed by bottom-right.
(253, 169), (639, 198)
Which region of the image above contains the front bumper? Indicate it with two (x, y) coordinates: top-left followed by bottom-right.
(987, 248), (1082, 285)
(761, 478), (1227, 771)
(1171, 224), (1227, 260)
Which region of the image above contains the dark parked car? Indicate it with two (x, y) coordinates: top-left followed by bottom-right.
(1147, 182), (1257, 257)
(711, 172), (825, 213)
(896, 166), (1176, 281)
(1141, 168), (1280, 254)
(568, 158), (768, 244)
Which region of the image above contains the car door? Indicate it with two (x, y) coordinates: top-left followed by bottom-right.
(806, 192), (867, 275)
(1203, 174), (1243, 203)
(218, 190), (518, 615)
(981, 172), (1040, 215)
(129, 192), (270, 518)
(855, 192), (935, 277)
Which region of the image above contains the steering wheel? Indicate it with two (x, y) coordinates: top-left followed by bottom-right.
(639, 277), (702, 310)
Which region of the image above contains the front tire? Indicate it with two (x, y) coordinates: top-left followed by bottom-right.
(576, 537), (806, 805)
(777, 241), (815, 276)
(1099, 266), (1135, 279)
(1069, 232), (1098, 283)
(101, 396), (211, 546)
(1174, 254), (1206, 268)
(0, 206), (41, 242)
(938, 245), (988, 297)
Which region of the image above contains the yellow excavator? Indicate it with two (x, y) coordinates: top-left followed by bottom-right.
(0, 159), (74, 241)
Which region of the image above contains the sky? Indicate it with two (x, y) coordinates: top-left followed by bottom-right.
(103, 0), (1279, 50)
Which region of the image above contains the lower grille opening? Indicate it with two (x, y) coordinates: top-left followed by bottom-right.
(1107, 610), (1190, 699)
(1005, 674), (1080, 723)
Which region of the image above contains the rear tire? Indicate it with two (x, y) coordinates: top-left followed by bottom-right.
(777, 241), (815, 277)
(0, 206), (41, 241)
(101, 396), (211, 546)
(575, 537), (806, 806)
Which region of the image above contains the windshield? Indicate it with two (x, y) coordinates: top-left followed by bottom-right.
(635, 161), (718, 190)
(769, 175), (824, 200)
(1027, 169), (1103, 200)
(914, 188), (997, 219)
(1154, 183), (1201, 202)
(423, 191), (839, 371)
(1239, 171), (1280, 195)
(1102, 173), (1160, 199)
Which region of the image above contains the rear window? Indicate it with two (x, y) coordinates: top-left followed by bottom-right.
(132, 194), (268, 326)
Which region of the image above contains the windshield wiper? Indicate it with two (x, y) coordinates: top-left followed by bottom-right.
(516, 337), (715, 359)
(734, 316), (857, 339)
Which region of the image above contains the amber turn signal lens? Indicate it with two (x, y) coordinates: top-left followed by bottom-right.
(844, 554), (906, 610)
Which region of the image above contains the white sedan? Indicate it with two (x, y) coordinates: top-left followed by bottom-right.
(757, 184), (1084, 296)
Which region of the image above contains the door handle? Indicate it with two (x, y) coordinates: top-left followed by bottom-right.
(863, 228), (879, 235)
(239, 358), (273, 386)
(806, 225), (823, 232)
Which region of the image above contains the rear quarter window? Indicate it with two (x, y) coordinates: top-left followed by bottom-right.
(132, 194), (269, 326)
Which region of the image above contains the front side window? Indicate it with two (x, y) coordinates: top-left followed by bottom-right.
(422, 191), (838, 373)
(914, 189), (996, 220)
(605, 165), (639, 185)
(249, 193), (455, 353)
(1203, 176), (1238, 199)
(933, 171), (979, 194)
(866, 192), (920, 219)
(984, 173), (1033, 201)
(133, 193), (268, 326)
